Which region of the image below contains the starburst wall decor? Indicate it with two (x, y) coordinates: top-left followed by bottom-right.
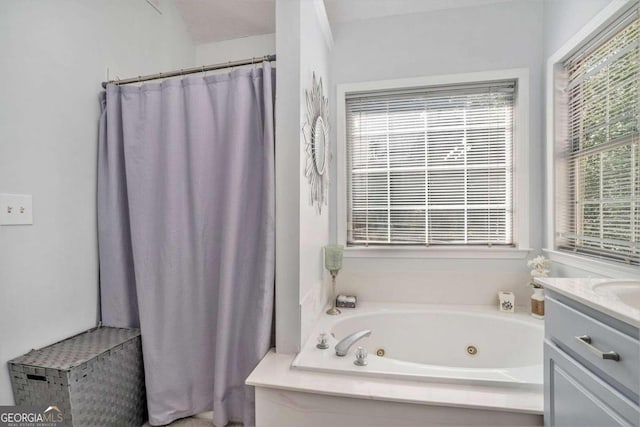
(302, 72), (330, 214)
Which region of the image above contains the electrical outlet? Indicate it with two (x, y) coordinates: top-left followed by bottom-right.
(0, 194), (33, 225)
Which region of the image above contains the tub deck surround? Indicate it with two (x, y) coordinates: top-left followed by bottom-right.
(293, 302), (543, 389)
(535, 278), (640, 328)
(247, 350), (543, 415)
(247, 302), (545, 420)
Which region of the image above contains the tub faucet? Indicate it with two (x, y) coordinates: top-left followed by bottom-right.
(335, 329), (371, 356)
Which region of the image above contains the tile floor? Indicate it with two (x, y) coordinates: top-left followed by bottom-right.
(143, 416), (213, 426)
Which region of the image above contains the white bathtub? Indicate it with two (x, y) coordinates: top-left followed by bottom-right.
(292, 302), (544, 388)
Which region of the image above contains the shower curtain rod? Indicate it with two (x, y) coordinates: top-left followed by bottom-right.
(101, 54), (276, 88)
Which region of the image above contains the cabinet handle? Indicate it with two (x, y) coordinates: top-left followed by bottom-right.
(575, 335), (620, 361)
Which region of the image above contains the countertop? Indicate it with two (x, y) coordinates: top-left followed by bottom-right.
(535, 277), (640, 329)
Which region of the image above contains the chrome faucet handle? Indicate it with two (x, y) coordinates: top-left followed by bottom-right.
(354, 346), (368, 366)
(316, 333), (329, 349)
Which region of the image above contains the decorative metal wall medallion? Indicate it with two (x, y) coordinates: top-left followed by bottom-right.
(302, 72), (330, 214)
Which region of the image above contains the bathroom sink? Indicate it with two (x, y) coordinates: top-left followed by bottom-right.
(593, 281), (640, 310)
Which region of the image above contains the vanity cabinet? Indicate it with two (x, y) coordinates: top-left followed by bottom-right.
(544, 291), (640, 427)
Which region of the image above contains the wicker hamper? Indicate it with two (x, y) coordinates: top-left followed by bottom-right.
(8, 326), (146, 427)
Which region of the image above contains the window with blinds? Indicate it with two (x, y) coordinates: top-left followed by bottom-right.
(346, 81), (515, 246)
(557, 7), (640, 266)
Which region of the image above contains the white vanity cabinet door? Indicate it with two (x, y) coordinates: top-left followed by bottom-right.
(545, 341), (639, 427)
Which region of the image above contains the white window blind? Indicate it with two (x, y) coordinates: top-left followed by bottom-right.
(346, 81), (515, 246)
(557, 7), (640, 266)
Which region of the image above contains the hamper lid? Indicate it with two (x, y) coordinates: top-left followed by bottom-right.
(9, 326), (141, 370)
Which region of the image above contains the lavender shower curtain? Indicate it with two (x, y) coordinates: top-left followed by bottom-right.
(97, 63), (275, 427)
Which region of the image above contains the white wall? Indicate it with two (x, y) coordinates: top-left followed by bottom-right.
(298, 0), (332, 347)
(543, 0), (616, 58)
(275, 0), (332, 353)
(0, 0), (194, 405)
(328, 0), (544, 306)
(195, 33), (275, 65)
(275, 0), (302, 354)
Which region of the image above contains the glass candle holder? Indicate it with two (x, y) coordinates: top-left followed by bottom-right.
(324, 245), (344, 315)
(324, 245), (343, 271)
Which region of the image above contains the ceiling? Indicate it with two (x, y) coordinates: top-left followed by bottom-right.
(174, 0), (514, 45)
(175, 0), (276, 44)
(324, 0), (513, 24)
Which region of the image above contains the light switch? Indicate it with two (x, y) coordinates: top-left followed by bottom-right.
(0, 194), (33, 225)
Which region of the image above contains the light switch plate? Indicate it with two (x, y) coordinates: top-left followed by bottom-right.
(0, 194), (33, 225)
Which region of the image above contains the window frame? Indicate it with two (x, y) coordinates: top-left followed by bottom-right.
(545, 0), (640, 277)
(336, 69), (531, 259)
